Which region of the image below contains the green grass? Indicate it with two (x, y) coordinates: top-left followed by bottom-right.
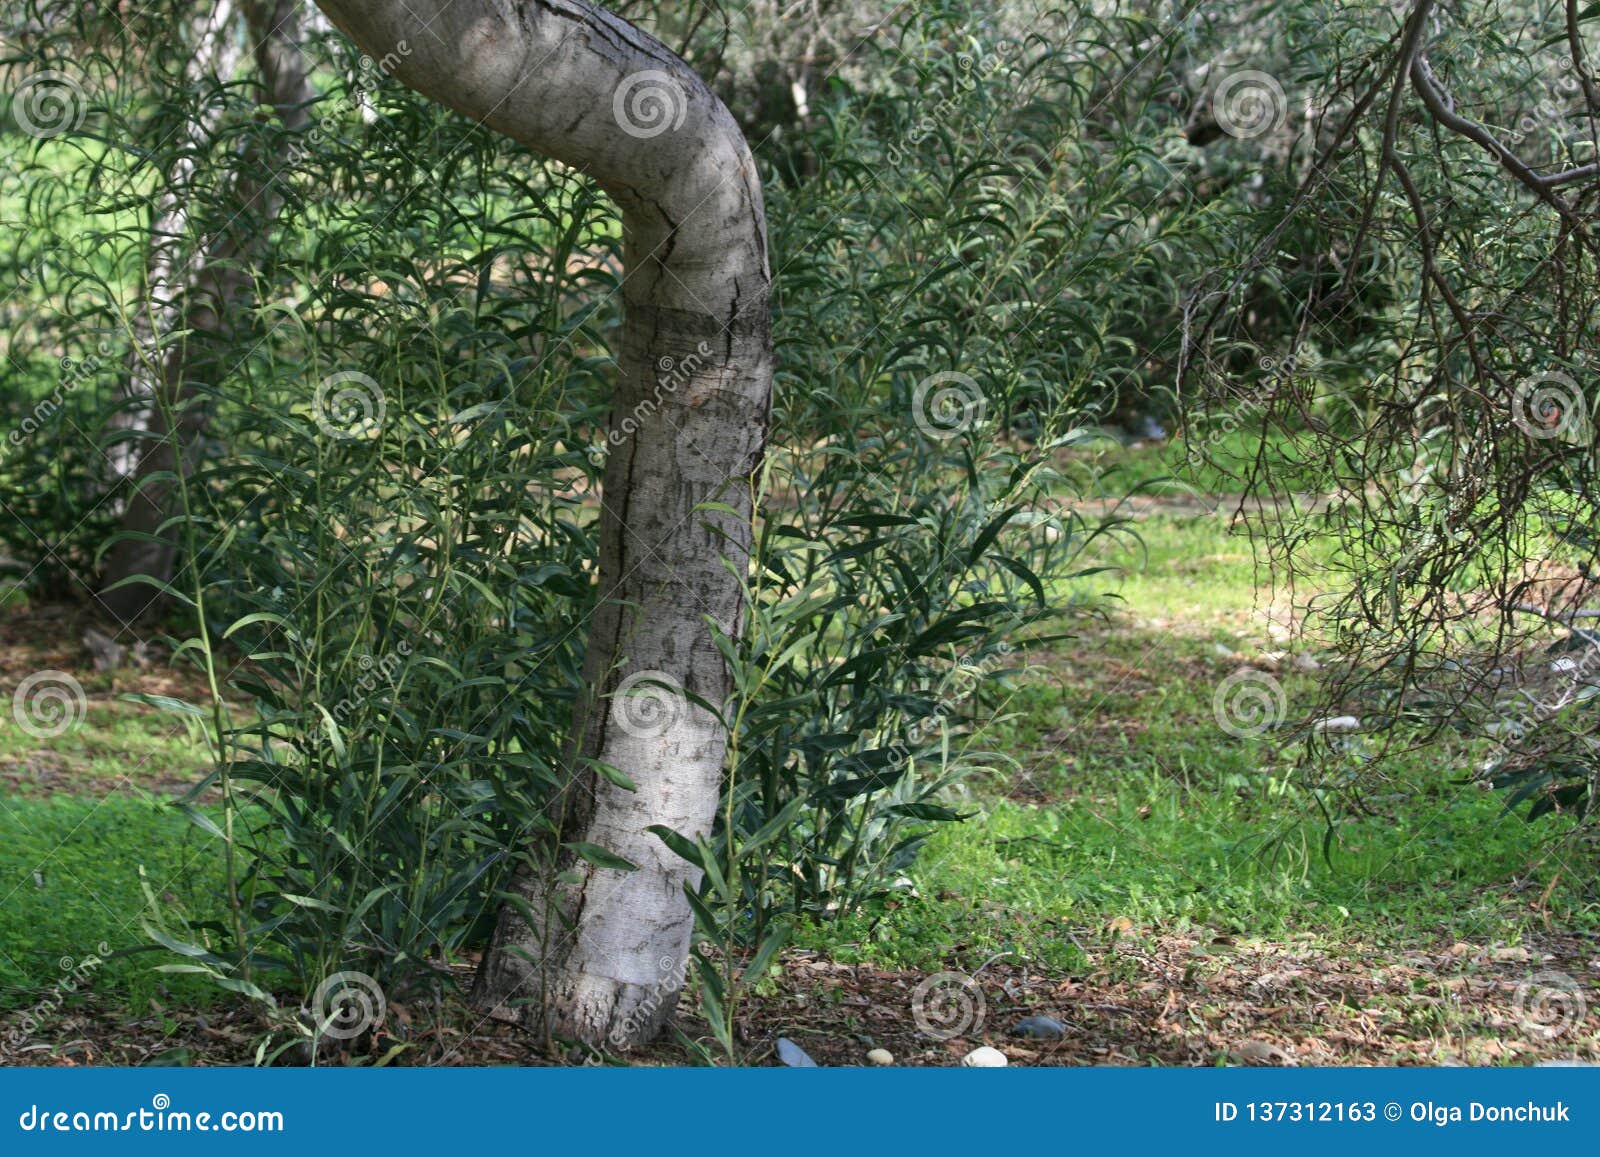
(0, 700), (214, 793)
(0, 795), (224, 1014)
(800, 499), (1600, 973)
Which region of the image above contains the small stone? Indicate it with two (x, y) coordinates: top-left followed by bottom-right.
(1267, 623), (1293, 643)
(1133, 415), (1168, 442)
(961, 1045), (1008, 1067)
(776, 1037), (817, 1067)
(1010, 1016), (1066, 1041)
(1311, 715), (1359, 733)
(866, 1048), (894, 1065)
(82, 626), (125, 672)
(1234, 1040), (1290, 1064)
(1293, 652), (1321, 672)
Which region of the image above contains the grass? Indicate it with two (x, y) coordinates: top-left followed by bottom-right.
(1062, 422), (1327, 499)
(0, 701), (214, 795)
(801, 441), (1600, 979)
(0, 794), (223, 1014)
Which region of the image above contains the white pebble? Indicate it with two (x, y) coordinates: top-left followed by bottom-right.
(961, 1046), (1008, 1067)
(866, 1048), (894, 1065)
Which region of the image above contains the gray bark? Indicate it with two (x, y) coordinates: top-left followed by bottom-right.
(310, 0), (773, 1048)
(98, 0), (312, 625)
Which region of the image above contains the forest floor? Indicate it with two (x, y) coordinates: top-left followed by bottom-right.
(2, 443), (1598, 1066)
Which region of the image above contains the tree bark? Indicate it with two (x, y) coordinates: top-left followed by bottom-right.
(310, 0), (773, 1047)
(98, 0), (313, 625)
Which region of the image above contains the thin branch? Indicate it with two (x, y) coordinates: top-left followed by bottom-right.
(1409, 53), (1592, 230)
(1509, 603), (1600, 622)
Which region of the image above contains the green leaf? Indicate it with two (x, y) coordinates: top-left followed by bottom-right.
(646, 824), (704, 869)
(589, 760), (637, 791)
(564, 841), (638, 872)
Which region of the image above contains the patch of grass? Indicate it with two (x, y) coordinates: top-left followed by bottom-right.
(802, 503), (1600, 977)
(812, 759), (1595, 962)
(0, 700), (213, 795)
(0, 794), (224, 1014)
(1062, 424), (1315, 498)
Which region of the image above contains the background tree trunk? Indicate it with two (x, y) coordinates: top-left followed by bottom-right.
(311, 0), (773, 1048)
(98, 0), (312, 625)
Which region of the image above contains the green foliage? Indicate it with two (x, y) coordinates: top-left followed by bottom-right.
(10, 0), (1596, 1050)
(802, 510), (1600, 975)
(3, 10), (622, 1009)
(152, 64), (619, 1002)
(673, 4), (1228, 960)
(0, 0), (1242, 1026)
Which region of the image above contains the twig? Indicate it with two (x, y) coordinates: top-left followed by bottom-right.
(1409, 53), (1593, 231)
(1508, 602), (1600, 622)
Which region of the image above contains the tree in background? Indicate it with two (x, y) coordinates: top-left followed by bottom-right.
(99, 0), (313, 624)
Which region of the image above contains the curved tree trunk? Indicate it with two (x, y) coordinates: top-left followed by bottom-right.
(311, 0), (773, 1048)
(99, 0), (313, 625)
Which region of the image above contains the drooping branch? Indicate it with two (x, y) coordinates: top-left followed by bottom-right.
(1408, 53), (1592, 230)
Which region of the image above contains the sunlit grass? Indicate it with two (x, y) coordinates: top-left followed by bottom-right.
(801, 482), (1600, 974)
